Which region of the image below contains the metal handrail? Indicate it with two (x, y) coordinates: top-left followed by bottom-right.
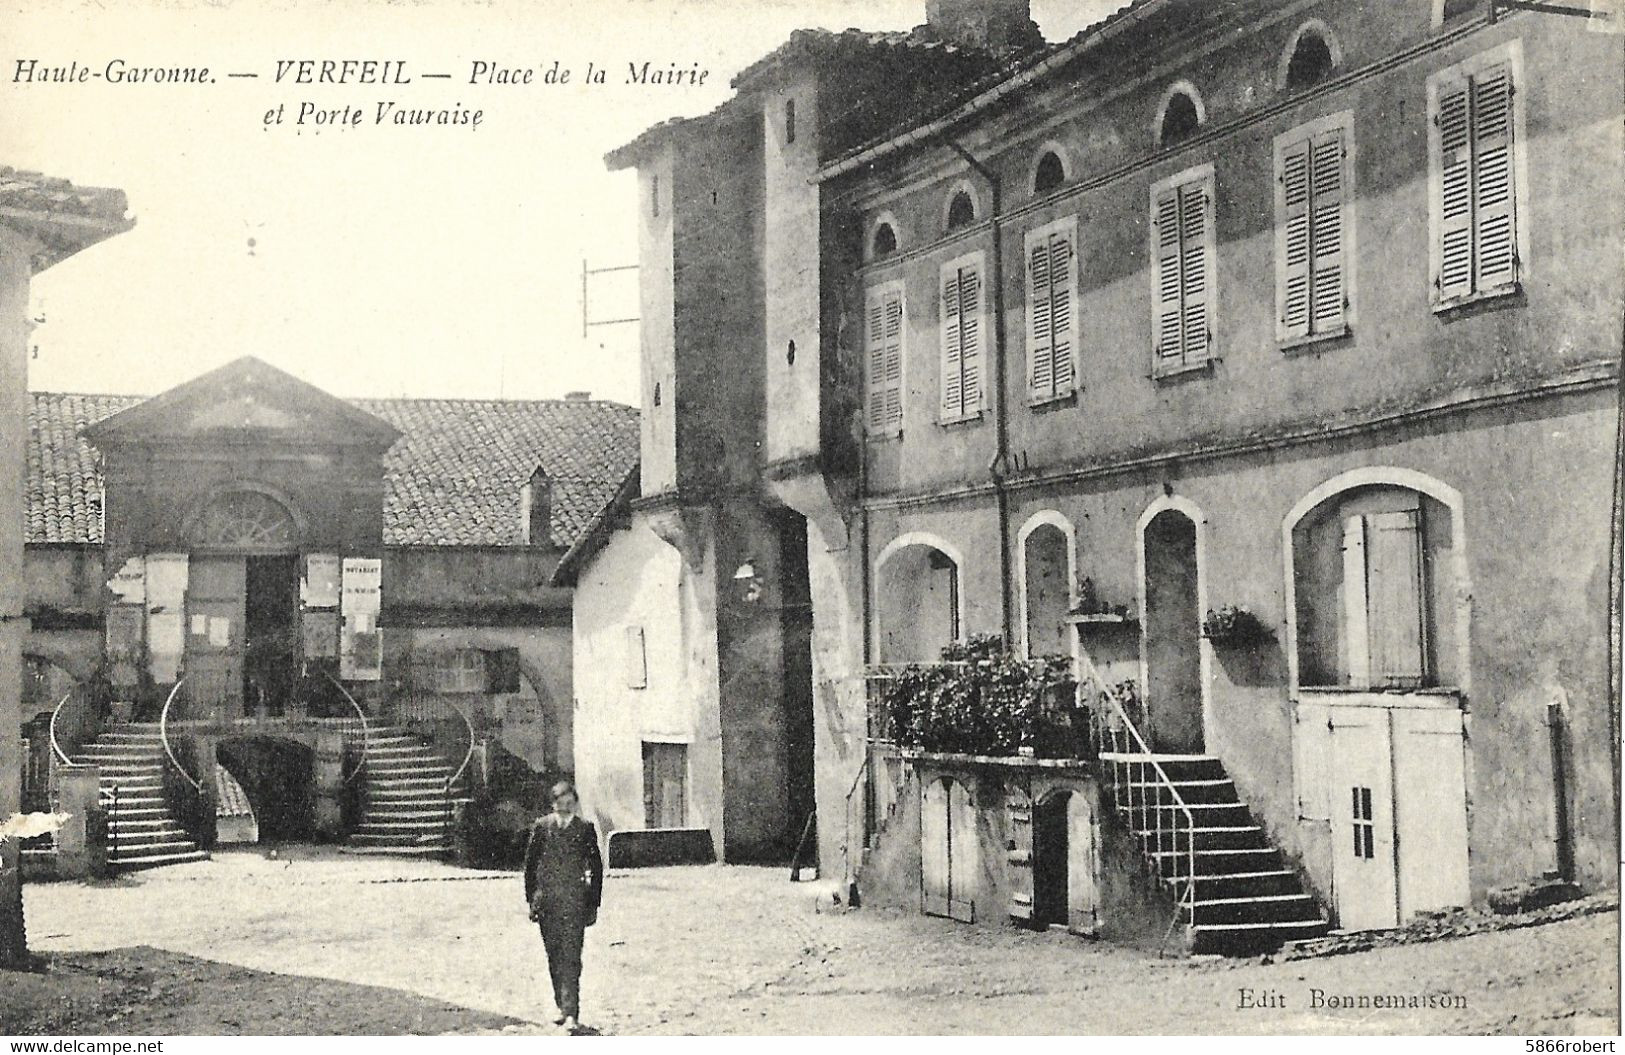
(444, 697), (476, 791)
(1086, 674), (1199, 934)
(47, 688), (78, 767)
(159, 678), (203, 792)
(841, 751), (871, 885)
(323, 672), (371, 787)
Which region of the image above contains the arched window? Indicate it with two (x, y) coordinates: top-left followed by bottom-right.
(946, 189), (977, 230)
(1284, 26), (1337, 90)
(1033, 150), (1066, 195)
(1289, 482), (1460, 690)
(189, 489), (299, 552)
(872, 222), (898, 258)
(1157, 86), (1204, 148)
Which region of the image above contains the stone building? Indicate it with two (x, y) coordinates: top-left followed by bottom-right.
(606, 0), (1622, 951)
(22, 356), (637, 867)
(2, 166), (134, 964)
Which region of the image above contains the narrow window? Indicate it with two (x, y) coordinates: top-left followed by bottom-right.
(785, 98), (797, 144)
(1286, 29), (1335, 90)
(1432, 55), (1519, 306)
(865, 285), (905, 436)
(1351, 786), (1375, 859)
(1150, 170), (1215, 374)
(1159, 91), (1202, 147)
(946, 190), (976, 230)
(939, 255), (985, 421)
(1276, 121), (1349, 342)
(1025, 218), (1079, 401)
(1033, 151), (1065, 195)
(872, 222), (898, 259)
(651, 173), (660, 217)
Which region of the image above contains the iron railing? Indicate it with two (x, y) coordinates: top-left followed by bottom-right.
(159, 679), (202, 792)
(322, 672), (371, 787)
(48, 686), (100, 768)
(1084, 674), (1199, 937)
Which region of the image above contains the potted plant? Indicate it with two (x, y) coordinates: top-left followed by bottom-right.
(1201, 605), (1271, 645)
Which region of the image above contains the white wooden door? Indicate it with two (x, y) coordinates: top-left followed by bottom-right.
(921, 778), (951, 918)
(1066, 791), (1101, 935)
(1329, 708), (1399, 930)
(1392, 706), (1471, 918)
(946, 779), (978, 923)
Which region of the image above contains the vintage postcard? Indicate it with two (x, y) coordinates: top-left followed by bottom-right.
(0, 0), (1620, 1040)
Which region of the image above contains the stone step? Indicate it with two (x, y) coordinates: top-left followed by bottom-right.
(1153, 846), (1285, 878)
(341, 844), (450, 857)
(349, 831), (452, 846)
(1190, 918), (1330, 955)
(1189, 870), (1305, 901)
(1193, 893), (1325, 926)
(110, 849), (209, 871)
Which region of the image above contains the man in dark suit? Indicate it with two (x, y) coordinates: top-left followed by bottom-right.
(523, 780), (603, 1033)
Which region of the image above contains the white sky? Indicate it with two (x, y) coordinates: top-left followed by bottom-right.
(9, 0), (1121, 404)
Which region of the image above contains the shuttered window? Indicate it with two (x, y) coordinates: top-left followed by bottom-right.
(1276, 120), (1350, 342)
(865, 284), (905, 436)
(1150, 169), (1215, 375)
(1025, 218), (1079, 402)
(939, 254), (986, 422)
(1432, 55), (1520, 307)
(1341, 505), (1428, 690)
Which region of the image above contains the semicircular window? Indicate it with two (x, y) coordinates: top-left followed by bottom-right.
(1033, 151), (1066, 194)
(946, 190), (976, 230)
(1286, 29), (1335, 90)
(1159, 91), (1201, 148)
(190, 490), (299, 551)
(872, 222), (898, 258)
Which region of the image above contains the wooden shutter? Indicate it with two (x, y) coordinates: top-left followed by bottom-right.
(940, 260), (983, 420)
(866, 295), (889, 433)
(1472, 62), (1517, 291)
(1154, 188), (1185, 366)
(1435, 74), (1475, 301)
(881, 291), (904, 431)
(960, 264), (983, 415)
(921, 778), (951, 917)
(1341, 515), (1371, 688)
(1279, 137), (1313, 340)
(940, 269), (964, 419)
(1309, 128), (1348, 334)
(1006, 786), (1035, 922)
(1048, 230), (1077, 394)
(866, 287), (904, 434)
(1028, 238), (1055, 398)
(1178, 182), (1212, 365)
(1366, 509), (1426, 687)
(1027, 226), (1076, 400)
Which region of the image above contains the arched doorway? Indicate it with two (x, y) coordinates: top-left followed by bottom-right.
(1033, 789), (1101, 934)
(185, 488), (303, 719)
(1019, 514), (1074, 659)
(876, 535), (962, 665)
(921, 776), (978, 923)
(1141, 505), (1205, 753)
(216, 736), (315, 844)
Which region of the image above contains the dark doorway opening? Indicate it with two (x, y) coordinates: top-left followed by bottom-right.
(245, 555), (299, 716)
(1034, 791), (1071, 927)
(217, 737), (315, 843)
(776, 511), (817, 854)
(1143, 509), (1204, 753)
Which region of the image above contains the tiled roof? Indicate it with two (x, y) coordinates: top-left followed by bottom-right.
(0, 166), (134, 272)
(0, 167), (129, 222)
(26, 391), (640, 551)
(817, 0), (1180, 176)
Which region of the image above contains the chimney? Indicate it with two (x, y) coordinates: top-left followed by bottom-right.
(563, 390), (592, 401)
(924, 0), (1043, 50)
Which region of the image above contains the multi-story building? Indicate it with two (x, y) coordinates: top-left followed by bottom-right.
(605, 0), (1621, 950)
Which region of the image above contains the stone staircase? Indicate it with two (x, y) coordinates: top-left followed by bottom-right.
(345, 725), (470, 856)
(72, 726), (209, 871)
(1108, 753), (1329, 955)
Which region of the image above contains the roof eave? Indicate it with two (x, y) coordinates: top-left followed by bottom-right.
(815, 0), (1175, 183)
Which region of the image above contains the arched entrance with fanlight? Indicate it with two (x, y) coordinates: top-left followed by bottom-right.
(183, 486), (305, 719)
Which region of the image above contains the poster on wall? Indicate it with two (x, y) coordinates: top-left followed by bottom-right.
(104, 604), (144, 690)
(302, 553), (341, 609)
(340, 557), (383, 681)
